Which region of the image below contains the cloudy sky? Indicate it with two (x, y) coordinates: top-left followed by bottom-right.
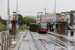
(0, 0), (75, 19)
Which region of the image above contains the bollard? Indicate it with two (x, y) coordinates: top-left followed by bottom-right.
(71, 31), (74, 36)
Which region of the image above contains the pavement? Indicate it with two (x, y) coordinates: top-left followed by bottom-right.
(8, 32), (25, 50)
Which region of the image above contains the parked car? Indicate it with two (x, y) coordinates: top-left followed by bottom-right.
(68, 26), (74, 30)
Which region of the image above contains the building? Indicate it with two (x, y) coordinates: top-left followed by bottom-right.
(37, 10), (75, 27)
(37, 13), (61, 23)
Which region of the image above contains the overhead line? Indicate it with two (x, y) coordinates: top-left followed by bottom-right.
(31, 0), (33, 12)
(44, 0), (50, 8)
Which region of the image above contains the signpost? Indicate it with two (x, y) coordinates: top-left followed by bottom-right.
(73, 13), (75, 28)
(12, 12), (16, 41)
(61, 13), (65, 21)
(13, 12), (16, 20)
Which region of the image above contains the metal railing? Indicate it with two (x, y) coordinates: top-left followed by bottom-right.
(0, 32), (11, 50)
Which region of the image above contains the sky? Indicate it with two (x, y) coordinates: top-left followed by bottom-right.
(0, 0), (75, 19)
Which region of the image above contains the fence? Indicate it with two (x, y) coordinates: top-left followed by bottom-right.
(0, 31), (11, 50)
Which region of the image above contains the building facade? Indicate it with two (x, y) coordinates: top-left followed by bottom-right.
(37, 13), (61, 23)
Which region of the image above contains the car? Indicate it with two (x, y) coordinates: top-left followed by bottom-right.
(68, 26), (74, 30)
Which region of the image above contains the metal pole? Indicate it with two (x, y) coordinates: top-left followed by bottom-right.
(7, 0), (9, 35)
(45, 8), (46, 22)
(16, 0), (18, 20)
(41, 12), (43, 21)
(54, 0), (56, 33)
(16, 0), (18, 34)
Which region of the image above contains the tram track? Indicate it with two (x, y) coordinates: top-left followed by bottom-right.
(47, 33), (72, 46)
(30, 31), (41, 50)
(18, 30), (75, 50)
(31, 32), (66, 50)
(47, 33), (75, 50)
(38, 32), (74, 49)
(31, 32), (50, 50)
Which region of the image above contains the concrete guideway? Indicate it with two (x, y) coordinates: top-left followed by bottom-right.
(14, 30), (75, 50)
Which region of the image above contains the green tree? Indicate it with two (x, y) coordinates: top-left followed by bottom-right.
(18, 14), (36, 26)
(18, 14), (23, 26)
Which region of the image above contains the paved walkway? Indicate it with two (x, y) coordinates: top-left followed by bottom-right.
(8, 32), (25, 50)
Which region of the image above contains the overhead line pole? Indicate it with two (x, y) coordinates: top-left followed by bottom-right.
(54, 0), (56, 33)
(45, 8), (46, 22)
(16, 0), (18, 20)
(7, 0), (9, 35)
(16, 0), (18, 33)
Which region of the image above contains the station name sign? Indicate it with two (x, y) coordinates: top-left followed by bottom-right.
(13, 12), (16, 20)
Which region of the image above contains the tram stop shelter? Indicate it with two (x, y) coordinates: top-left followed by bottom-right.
(57, 21), (68, 35)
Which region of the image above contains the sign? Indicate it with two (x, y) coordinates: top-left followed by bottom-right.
(73, 13), (75, 24)
(61, 13), (65, 21)
(13, 12), (16, 20)
(9, 23), (12, 29)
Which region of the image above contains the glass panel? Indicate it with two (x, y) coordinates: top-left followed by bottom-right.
(30, 25), (35, 30)
(40, 23), (47, 29)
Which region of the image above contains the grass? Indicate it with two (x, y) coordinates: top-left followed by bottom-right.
(18, 30), (25, 32)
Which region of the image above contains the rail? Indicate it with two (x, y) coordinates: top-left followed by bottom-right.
(48, 34), (75, 50)
(30, 31), (40, 50)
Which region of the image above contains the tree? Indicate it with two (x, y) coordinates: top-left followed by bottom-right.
(18, 14), (23, 26)
(18, 14), (36, 26)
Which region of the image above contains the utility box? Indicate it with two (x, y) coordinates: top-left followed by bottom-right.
(57, 21), (68, 35)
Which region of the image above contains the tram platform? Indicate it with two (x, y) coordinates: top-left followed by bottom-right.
(47, 31), (75, 42)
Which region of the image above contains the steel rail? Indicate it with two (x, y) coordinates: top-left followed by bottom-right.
(30, 31), (40, 50)
(47, 34), (72, 47)
(33, 32), (47, 50)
